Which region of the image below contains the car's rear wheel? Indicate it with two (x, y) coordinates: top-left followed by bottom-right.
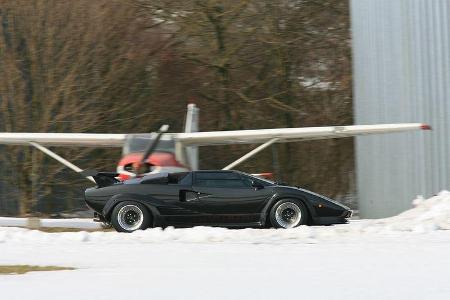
(270, 199), (308, 228)
(111, 201), (151, 232)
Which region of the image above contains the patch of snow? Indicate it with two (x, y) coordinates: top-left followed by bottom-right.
(0, 217), (27, 227)
(298, 76), (336, 90)
(0, 217), (102, 229)
(40, 218), (101, 229)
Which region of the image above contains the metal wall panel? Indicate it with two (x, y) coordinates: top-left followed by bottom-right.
(351, 0), (450, 218)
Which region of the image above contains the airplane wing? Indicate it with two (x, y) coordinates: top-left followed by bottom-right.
(0, 123), (430, 147)
(0, 123), (430, 177)
(175, 123), (431, 146)
(0, 133), (128, 147)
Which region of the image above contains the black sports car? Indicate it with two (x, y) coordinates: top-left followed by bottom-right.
(84, 170), (352, 232)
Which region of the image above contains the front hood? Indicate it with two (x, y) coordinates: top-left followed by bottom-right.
(279, 185), (350, 210)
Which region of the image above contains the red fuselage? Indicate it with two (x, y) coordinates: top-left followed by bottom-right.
(117, 152), (189, 180)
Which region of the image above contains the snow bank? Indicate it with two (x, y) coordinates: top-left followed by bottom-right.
(0, 191), (449, 244)
(0, 226), (319, 245)
(362, 190), (450, 232)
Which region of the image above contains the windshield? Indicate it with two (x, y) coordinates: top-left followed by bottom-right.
(123, 134), (175, 155)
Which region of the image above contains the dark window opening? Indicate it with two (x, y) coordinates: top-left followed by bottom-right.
(141, 172), (191, 185)
(194, 172), (247, 188)
(176, 172), (192, 185)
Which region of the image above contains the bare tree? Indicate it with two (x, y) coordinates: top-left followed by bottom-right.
(0, 0), (168, 214)
(136, 0), (354, 201)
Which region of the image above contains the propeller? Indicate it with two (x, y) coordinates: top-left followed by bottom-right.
(134, 124), (169, 175)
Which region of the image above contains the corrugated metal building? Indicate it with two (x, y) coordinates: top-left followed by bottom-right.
(351, 0), (450, 218)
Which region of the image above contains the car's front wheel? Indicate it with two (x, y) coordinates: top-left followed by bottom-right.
(111, 201), (151, 232)
(270, 199), (308, 228)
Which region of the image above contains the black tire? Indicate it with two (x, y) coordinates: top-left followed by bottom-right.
(111, 201), (152, 233)
(269, 199), (308, 229)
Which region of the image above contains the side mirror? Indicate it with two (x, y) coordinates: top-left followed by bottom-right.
(251, 180), (264, 190)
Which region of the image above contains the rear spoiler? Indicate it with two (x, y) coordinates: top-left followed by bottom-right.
(81, 169), (120, 187)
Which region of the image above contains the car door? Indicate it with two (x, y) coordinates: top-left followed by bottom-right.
(183, 171), (273, 224)
(144, 172), (200, 224)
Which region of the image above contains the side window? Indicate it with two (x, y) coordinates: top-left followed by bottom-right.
(166, 172), (192, 185)
(240, 175), (254, 187)
(194, 172), (247, 188)
(178, 173), (193, 185)
(240, 175), (270, 187)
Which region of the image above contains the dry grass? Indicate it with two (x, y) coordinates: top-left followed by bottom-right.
(0, 265), (75, 275)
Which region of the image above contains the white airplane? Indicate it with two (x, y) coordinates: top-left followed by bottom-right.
(0, 104), (431, 182)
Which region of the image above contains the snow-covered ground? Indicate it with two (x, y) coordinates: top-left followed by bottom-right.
(1, 191), (450, 300)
